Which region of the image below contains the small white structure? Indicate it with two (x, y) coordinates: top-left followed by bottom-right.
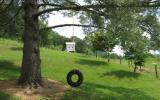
(66, 42), (76, 52)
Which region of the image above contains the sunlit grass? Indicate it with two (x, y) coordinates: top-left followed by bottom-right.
(0, 39), (160, 100)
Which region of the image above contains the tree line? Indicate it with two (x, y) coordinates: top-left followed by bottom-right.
(1, 0), (160, 87)
(0, 6), (87, 53)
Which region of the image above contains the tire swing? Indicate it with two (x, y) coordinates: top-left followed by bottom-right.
(66, 9), (83, 87)
(67, 69), (83, 87)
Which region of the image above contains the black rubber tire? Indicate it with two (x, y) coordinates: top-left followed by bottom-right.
(67, 69), (83, 87)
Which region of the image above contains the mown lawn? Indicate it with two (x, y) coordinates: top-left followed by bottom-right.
(0, 39), (160, 100)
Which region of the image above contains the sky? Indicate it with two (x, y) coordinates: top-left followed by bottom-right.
(47, 0), (159, 56)
(48, 13), (85, 39)
(48, 13), (124, 56)
(48, 0), (85, 39)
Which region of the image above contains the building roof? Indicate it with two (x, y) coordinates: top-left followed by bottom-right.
(66, 42), (76, 45)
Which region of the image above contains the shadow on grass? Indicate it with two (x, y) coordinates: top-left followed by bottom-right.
(62, 82), (157, 100)
(77, 59), (108, 66)
(100, 70), (140, 79)
(10, 47), (22, 51)
(0, 91), (19, 100)
(0, 60), (20, 80)
(0, 91), (11, 100)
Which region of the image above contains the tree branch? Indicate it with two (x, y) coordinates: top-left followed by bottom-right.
(0, 0), (5, 5)
(35, 2), (160, 17)
(40, 24), (105, 30)
(35, 4), (108, 17)
(64, 0), (107, 17)
(38, 3), (64, 8)
(64, 0), (80, 6)
(0, 0), (14, 13)
(0, 7), (22, 27)
(38, 0), (80, 8)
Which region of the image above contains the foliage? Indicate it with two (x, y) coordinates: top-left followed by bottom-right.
(0, 2), (23, 39)
(139, 13), (160, 50)
(124, 40), (148, 64)
(71, 36), (88, 53)
(40, 29), (70, 50)
(1, 39), (160, 100)
(1, 0), (160, 86)
(87, 30), (118, 52)
(40, 28), (87, 53)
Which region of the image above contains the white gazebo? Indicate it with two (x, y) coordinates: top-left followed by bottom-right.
(66, 42), (76, 52)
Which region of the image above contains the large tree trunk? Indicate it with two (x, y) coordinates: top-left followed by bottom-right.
(18, 0), (42, 87)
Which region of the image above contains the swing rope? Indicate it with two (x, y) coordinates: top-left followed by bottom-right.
(72, 10), (75, 42)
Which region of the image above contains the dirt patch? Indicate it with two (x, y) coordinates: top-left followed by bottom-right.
(0, 79), (71, 100)
(131, 66), (160, 74)
(140, 67), (160, 73)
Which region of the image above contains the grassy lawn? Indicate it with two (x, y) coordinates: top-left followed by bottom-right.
(0, 91), (20, 100)
(0, 39), (160, 100)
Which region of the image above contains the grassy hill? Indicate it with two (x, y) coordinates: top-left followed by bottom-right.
(0, 39), (160, 100)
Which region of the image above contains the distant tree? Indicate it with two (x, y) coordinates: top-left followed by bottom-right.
(139, 14), (160, 51)
(70, 36), (87, 53)
(40, 26), (70, 50)
(88, 30), (118, 62)
(1, 0), (160, 87)
(0, 1), (23, 39)
(124, 34), (148, 69)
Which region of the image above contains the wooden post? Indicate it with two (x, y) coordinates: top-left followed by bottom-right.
(155, 64), (158, 79)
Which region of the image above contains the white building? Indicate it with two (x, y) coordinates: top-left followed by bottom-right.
(66, 42), (76, 52)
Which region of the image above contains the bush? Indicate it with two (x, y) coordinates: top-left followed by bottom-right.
(49, 45), (63, 51)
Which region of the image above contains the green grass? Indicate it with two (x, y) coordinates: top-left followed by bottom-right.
(0, 91), (20, 100)
(0, 39), (160, 100)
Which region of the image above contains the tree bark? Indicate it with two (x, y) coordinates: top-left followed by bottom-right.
(134, 65), (137, 73)
(107, 51), (110, 63)
(18, 0), (42, 87)
(96, 50), (98, 58)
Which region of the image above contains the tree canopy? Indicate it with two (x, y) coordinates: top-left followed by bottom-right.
(1, 0), (160, 87)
